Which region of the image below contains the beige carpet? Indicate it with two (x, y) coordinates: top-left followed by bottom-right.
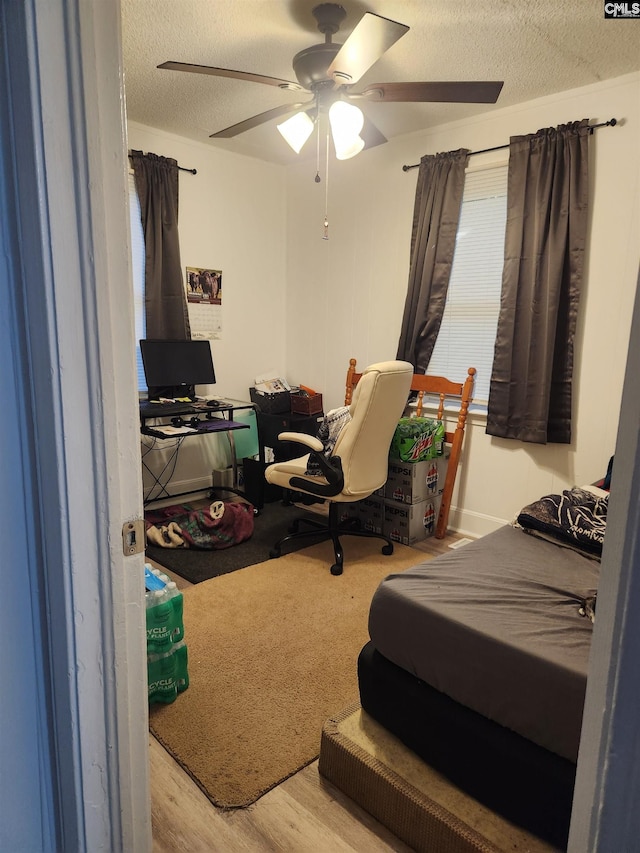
(149, 536), (422, 808)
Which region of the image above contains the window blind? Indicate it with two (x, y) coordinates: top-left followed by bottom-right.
(427, 164), (508, 405)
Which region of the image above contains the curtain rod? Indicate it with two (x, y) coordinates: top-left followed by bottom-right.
(128, 150), (197, 175)
(401, 118), (618, 172)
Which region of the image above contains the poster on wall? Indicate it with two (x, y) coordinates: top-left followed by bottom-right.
(185, 266), (222, 340)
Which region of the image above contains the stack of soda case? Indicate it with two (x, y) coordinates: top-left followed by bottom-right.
(356, 417), (448, 545)
(145, 564), (189, 704)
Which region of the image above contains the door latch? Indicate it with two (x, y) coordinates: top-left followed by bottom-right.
(122, 519), (144, 556)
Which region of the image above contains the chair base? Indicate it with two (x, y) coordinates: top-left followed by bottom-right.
(269, 501), (394, 576)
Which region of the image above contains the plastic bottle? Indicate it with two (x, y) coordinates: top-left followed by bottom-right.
(146, 589), (174, 654)
(145, 565), (175, 654)
(147, 640), (189, 704)
(173, 640), (189, 694)
(147, 647), (178, 704)
(164, 581), (184, 642)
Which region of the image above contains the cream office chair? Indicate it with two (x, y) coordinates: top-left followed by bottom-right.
(265, 360), (413, 575)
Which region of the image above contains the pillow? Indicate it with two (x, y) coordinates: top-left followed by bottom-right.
(306, 407), (352, 476)
(516, 486), (607, 559)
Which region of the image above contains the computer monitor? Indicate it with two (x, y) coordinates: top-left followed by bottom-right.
(140, 339), (216, 399)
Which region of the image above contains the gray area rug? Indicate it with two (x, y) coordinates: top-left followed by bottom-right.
(145, 500), (326, 584)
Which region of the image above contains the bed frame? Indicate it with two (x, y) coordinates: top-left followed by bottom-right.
(345, 358), (476, 538)
(358, 641), (575, 850)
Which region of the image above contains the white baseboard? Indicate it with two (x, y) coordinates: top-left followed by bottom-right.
(447, 506), (510, 540)
(143, 474), (212, 508)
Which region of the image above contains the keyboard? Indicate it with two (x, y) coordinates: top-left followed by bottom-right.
(139, 401), (197, 417)
(140, 399), (229, 418)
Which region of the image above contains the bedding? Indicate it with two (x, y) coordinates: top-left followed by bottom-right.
(516, 485), (607, 559)
(368, 524), (598, 761)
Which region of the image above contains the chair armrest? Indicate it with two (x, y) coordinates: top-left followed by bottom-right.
(277, 432), (324, 453)
(290, 455), (344, 497)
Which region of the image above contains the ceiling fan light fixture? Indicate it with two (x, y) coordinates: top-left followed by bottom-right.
(277, 111), (314, 153)
(329, 100), (365, 160)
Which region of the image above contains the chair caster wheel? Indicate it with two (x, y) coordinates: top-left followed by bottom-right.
(269, 548), (281, 559)
(330, 563), (343, 576)
(382, 543), (394, 556)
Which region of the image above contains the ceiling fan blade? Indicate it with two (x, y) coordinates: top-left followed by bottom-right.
(357, 81), (504, 104)
(209, 102), (310, 138)
(360, 114), (388, 151)
(327, 12), (409, 87)
(158, 61), (307, 93)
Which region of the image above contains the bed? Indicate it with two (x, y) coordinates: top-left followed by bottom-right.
(358, 488), (605, 850)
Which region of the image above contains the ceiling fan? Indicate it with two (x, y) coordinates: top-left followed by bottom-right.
(158, 3), (504, 159)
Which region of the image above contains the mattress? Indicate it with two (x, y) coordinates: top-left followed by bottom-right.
(368, 524), (599, 762)
(358, 642), (574, 850)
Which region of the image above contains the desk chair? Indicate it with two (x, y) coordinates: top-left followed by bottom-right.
(346, 359), (476, 539)
(265, 361), (413, 575)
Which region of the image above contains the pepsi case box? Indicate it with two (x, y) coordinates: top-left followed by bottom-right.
(354, 495), (385, 535)
(383, 495), (443, 544)
(385, 455), (448, 504)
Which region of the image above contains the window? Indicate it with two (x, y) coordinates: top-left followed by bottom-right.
(128, 171), (146, 391)
(427, 163), (508, 406)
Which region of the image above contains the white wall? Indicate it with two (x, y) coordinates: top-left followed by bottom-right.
(128, 123), (288, 496)
(130, 74), (639, 529)
(285, 72), (640, 536)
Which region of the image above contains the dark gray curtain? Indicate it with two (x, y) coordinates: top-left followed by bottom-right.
(130, 150), (190, 340)
(486, 120), (590, 444)
(396, 149), (469, 371)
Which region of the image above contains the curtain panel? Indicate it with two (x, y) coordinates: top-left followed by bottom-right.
(396, 149), (470, 372)
(130, 150), (191, 340)
(486, 120), (590, 444)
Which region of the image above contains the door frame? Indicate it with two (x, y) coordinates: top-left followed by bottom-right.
(1, 0), (150, 849)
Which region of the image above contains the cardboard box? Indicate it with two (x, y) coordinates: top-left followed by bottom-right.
(383, 495), (443, 544)
(385, 455), (448, 504)
(355, 495), (385, 535)
(389, 417), (445, 462)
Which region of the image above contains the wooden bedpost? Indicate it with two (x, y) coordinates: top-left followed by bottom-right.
(435, 367), (476, 539)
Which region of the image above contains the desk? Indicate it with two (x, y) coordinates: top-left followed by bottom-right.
(140, 398), (253, 506)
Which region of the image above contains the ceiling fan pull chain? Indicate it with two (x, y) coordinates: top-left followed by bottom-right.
(323, 126), (330, 240)
(315, 113), (321, 183)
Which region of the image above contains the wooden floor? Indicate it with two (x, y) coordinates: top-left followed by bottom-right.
(149, 520), (463, 852)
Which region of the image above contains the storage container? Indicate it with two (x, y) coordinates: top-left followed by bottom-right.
(290, 392), (323, 416)
(249, 386), (291, 414)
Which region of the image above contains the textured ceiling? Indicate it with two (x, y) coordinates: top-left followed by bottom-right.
(121, 0), (640, 164)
